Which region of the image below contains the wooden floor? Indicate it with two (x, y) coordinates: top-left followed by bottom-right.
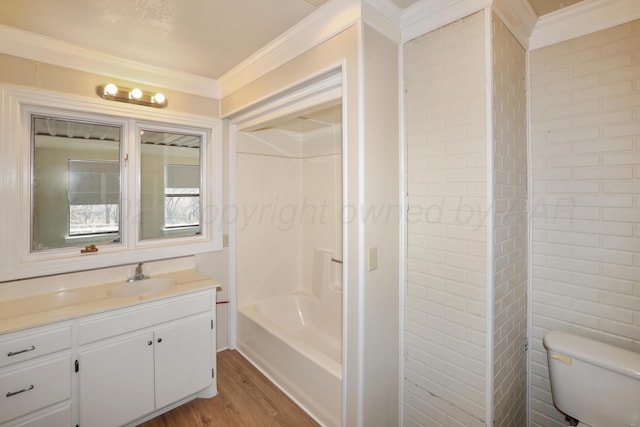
(140, 350), (320, 427)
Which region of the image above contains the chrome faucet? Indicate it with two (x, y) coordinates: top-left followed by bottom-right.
(127, 262), (149, 282)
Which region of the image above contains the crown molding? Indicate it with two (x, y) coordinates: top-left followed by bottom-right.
(530, 0), (640, 50)
(492, 0), (538, 49)
(0, 24), (219, 99)
(217, 0), (362, 98)
(363, 0), (402, 42)
(400, 0), (491, 42)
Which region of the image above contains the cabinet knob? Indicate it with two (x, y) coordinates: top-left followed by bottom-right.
(157, 338), (163, 343)
(147, 340), (153, 346)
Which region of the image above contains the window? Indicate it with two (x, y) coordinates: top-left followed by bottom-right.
(164, 164), (200, 228)
(68, 160), (120, 236)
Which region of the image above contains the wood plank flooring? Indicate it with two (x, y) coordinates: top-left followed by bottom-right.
(139, 350), (320, 427)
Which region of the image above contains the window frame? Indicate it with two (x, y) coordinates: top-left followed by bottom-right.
(0, 84), (222, 281)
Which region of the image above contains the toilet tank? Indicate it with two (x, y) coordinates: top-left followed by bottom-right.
(543, 331), (640, 427)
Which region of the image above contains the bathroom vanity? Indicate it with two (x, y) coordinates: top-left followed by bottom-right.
(0, 270), (219, 427)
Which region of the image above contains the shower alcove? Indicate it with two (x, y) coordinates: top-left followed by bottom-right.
(234, 92), (344, 426)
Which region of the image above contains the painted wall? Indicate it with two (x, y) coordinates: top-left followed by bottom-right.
(530, 18), (640, 427)
(404, 11), (488, 427)
(491, 13), (528, 427)
(0, 53), (219, 117)
(361, 23), (400, 427)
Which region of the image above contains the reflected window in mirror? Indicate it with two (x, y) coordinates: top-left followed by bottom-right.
(139, 128), (202, 240)
(32, 116), (122, 251)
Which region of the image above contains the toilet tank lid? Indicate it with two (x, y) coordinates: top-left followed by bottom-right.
(544, 331), (640, 380)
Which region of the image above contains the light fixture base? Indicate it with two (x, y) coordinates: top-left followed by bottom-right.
(96, 84), (168, 108)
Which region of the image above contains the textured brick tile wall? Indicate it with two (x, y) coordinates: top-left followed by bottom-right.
(530, 19), (640, 427)
(491, 13), (528, 427)
(404, 10), (488, 427)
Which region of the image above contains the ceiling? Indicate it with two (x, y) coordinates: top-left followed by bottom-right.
(0, 0), (585, 82)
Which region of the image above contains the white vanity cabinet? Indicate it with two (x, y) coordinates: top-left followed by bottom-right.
(78, 290), (216, 427)
(0, 285), (217, 427)
(0, 324), (73, 427)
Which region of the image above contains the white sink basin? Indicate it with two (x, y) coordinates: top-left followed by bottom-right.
(108, 278), (178, 298)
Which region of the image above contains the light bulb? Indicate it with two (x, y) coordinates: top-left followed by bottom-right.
(104, 83), (118, 96)
(152, 93), (166, 104)
(130, 88), (143, 99)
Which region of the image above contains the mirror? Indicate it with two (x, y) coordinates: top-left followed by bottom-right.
(139, 128), (202, 240)
(32, 116), (122, 251)
(5, 87), (221, 281)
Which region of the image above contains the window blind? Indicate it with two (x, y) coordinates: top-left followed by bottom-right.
(165, 164), (200, 192)
(68, 159), (119, 205)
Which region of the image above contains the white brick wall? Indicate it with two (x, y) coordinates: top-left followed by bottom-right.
(530, 19), (640, 427)
(491, 13), (528, 427)
(404, 10), (488, 426)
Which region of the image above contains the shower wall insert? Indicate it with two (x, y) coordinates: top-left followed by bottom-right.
(234, 92), (344, 426)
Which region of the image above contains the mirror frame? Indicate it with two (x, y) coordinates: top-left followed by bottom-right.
(0, 84), (222, 281)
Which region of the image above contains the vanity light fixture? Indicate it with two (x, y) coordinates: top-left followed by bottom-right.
(96, 84), (168, 108)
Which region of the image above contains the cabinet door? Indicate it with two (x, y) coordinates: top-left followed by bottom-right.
(154, 314), (212, 409)
(79, 331), (155, 427)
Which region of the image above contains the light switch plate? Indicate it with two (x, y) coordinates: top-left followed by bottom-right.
(368, 247), (378, 271)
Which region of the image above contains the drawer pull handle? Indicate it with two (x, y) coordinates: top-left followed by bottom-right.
(6, 384), (34, 397)
(7, 345), (36, 357)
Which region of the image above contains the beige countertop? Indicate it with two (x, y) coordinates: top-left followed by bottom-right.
(0, 269), (220, 335)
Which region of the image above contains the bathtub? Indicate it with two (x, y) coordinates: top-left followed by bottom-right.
(237, 291), (342, 426)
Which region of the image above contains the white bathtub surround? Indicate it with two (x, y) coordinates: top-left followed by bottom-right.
(236, 102), (343, 426)
(530, 18), (640, 427)
(313, 249), (344, 295)
(236, 120), (342, 306)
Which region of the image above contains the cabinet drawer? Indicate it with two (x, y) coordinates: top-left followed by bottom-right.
(0, 326), (72, 368)
(0, 356), (72, 424)
(9, 403), (72, 427)
(79, 292), (211, 345)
